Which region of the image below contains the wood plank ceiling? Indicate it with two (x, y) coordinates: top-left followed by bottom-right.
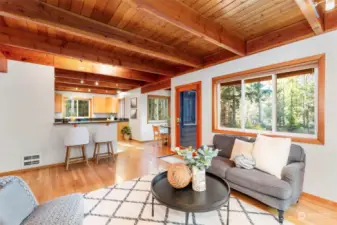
(0, 0), (336, 94)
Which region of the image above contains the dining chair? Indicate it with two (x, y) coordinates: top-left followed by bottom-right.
(152, 125), (168, 145)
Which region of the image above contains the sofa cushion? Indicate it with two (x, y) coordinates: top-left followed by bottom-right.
(213, 135), (250, 158)
(0, 177), (37, 225)
(226, 168), (292, 200)
(207, 156), (234, 179)
(22, 194), (84, 225)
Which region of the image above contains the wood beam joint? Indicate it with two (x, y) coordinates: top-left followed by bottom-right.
(295, 0), (324, 34)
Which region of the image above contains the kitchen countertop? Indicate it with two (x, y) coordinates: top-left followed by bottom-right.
(53, 120), (129, 125)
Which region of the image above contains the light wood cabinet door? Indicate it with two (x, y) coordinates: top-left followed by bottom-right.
(93, 96), (106, 113)
(105, 97), (113, 113)
(55, 93), (62, 113)
(111, 98), (119, 113)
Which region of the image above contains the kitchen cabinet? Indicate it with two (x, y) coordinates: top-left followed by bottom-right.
(93, 96), (106, 113)
(93, 97), (119, 113)
(55, 93), (62, 113)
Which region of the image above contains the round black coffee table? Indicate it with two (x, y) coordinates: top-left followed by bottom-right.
(151, 171), (230, 225)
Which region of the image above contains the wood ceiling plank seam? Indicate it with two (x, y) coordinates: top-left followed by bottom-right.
(229, 0), (299, 31)
(226, 0), (285, 23)
(70, 0), (84, 14)
(202, 0), (236, 18)
(108, 1), (130, 27)
(90, 0), (110, 22)
(211, 0), (251, 21)
(58, 0), (72, 10)
(101, 0), (122, 24)
(80, 0), (96, 17)
(55, 85), (117, 94)
(235, 4), (303, 32)
(123, 10), (146, 32)
(214, 0), (260, 21)
(198, 0), (223, 14)
(116, 7), (138, 29)
(191, 0), (213, 11)
(244, 12), (305, 39)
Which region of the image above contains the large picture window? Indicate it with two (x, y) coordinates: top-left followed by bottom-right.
(148, 95), (170, 123)
(212, 55), (325, 144)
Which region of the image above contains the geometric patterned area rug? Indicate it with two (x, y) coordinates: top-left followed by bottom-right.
(83, 173), (293, 225)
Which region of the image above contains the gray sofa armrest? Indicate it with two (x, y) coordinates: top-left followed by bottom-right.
(281, 162), (305, 200)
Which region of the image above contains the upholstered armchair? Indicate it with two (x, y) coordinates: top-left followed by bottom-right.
(0, 176), (84, 225)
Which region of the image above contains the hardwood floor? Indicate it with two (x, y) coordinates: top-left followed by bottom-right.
(1, 140), (336, 225)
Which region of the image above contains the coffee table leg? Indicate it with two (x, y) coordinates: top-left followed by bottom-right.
(185, 212), (189, 225)
(152, 197), (154, 217)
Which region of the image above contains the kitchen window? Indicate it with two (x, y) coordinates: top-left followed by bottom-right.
(212, 55), (325, 144)
(148, 95), (170, 123)
(64, 99), (91, 118)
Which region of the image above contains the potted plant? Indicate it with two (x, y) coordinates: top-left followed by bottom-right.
(175, 146), (218, 192)
(121, 126), (132, 140)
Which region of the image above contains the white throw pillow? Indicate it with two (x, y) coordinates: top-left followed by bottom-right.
(252, 135), (291, 179)
(230, 139), (254, 160)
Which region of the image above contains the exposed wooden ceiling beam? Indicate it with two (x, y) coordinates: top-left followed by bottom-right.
(55, 77), (133, 90)
(0, 26), (175, 76)
(325, 8), (337, 31)
(55, 82), (118, 91)
(0, 51), (7, 73)
(0, 45), (159, 82)
(55, 69), (145, 87)
(247, 20), (314, 54)
(55, 85), (117, 95)
(141, 79), (171, 94)
(294, 0), (324, 34)
(0, 0), (202, 67)
(129, 0), (245, 56)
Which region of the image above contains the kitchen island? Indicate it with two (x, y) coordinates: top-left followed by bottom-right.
(51, 120), (129, 164)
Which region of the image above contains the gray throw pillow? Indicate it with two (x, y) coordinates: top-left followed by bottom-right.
(233, 154), (256, 170)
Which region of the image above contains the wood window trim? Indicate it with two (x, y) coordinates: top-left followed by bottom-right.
(147, 95), (170, 124)
(212, 54), (325, 145)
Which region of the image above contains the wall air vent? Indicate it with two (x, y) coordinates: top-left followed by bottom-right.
(23, 154), (41, 167)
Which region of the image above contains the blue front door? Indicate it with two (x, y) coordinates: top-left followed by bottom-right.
(180, 90), (197, 148)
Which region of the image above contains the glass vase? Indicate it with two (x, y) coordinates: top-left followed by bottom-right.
(192, 166), (206, 192)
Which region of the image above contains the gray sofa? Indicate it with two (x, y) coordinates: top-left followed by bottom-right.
(207, 134), (306, 224)
(0, 176), (84, 225)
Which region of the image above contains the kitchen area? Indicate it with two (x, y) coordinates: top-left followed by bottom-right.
(53, 90), (130, 163)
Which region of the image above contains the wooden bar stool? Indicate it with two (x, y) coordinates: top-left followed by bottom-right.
(64, 126), (89, 170)
(93, 125), (116, 164)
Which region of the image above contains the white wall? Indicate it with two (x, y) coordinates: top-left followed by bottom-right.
(171, 30), (337, 202)
(0, 61), (54, 172)
(120, 88), (170, 141)
(0, 60), (118, 173)
(55, 91), (118, 119)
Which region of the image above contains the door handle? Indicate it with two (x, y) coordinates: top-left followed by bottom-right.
(177, 118), (180, 123)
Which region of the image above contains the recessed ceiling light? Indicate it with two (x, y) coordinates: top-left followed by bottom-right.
(80, 80), (84, 84)
(76, 87), (78, 90)
(117, 90), (121, 94)
(95, 81), (99, 86)
(326, 0), (335, 11)
(88, 89), (91, 92)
